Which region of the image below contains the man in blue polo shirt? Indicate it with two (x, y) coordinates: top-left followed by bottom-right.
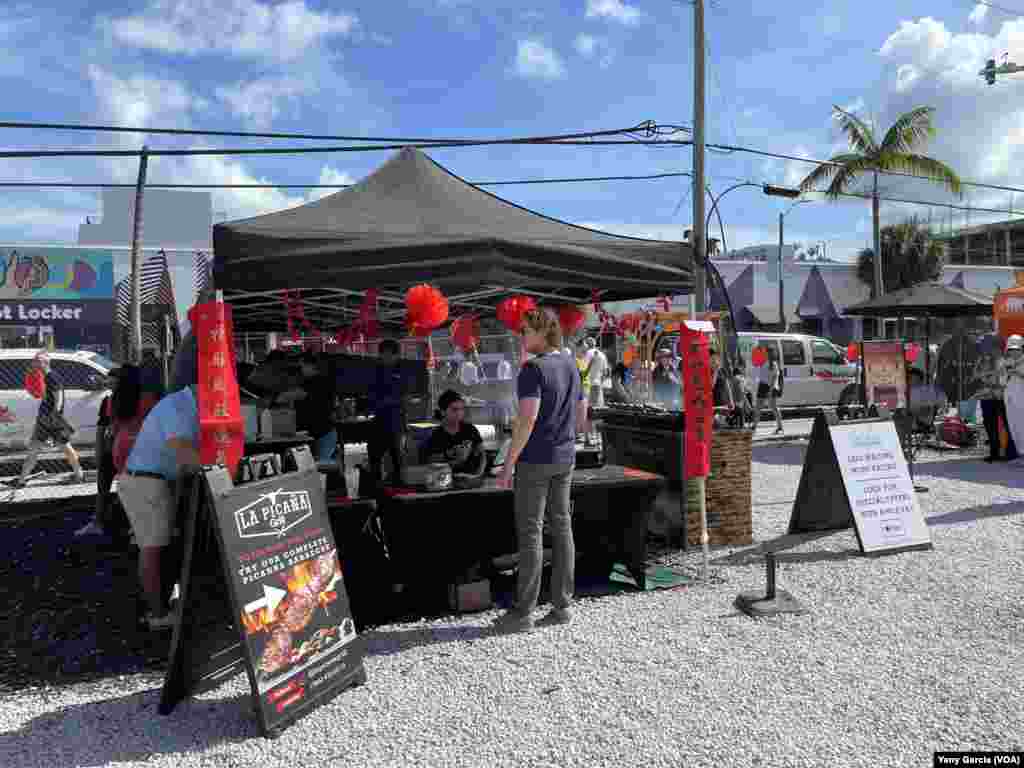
(118, 381), (200, 630)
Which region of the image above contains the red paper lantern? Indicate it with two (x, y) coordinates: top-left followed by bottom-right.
(557, 304), (586, 336)
(405, 284), (449, 337)
(847, 342), (860, 362)
(496, 295), (537, 333)
(905, 343), (920, 363)
(751, 346), (767, 367)
(24, 368), (44, 399)
(450, 315), (480, 353)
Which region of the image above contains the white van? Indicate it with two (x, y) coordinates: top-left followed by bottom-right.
(0, 349), (114, 449)
(735, 333), (858, 408)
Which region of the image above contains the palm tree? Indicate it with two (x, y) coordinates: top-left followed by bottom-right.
(855, 216), (943, 294)
(799, 105), (961, 297)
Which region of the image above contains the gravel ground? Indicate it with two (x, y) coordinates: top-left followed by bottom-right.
(1, 442), (1022, 767)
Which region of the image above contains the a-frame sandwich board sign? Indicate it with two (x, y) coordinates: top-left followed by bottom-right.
(160, 446), (367, 738)
(788, 412), (932, 556)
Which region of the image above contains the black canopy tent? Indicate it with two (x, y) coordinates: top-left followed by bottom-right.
(212, 147), (694, 333)
(842, 281), (994, 402)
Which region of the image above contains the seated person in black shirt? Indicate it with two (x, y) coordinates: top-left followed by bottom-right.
(419, 389), (485, 477)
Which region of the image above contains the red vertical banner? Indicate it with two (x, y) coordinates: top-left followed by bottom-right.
(189, 299), (244, 478)
(680, 325), (712, 479)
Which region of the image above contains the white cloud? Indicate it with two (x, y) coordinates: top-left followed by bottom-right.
(584, 0), (642, 25)
(105, 0), (357, 62)
(513, 39), (566, 80)
(215, 76), (312, 129)
(876, 14), (1024, 193)
(305, 166), (356, 202)
(573, 33), (614, 68)
(88, 65), (206, 132)
(969, 4), (989, 25)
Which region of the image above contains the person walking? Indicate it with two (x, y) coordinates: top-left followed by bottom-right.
(752, 345), (784, 435)
(495, 308), (587, 633)
(283, 353), (337, 461)
(13, 352), (84, 487)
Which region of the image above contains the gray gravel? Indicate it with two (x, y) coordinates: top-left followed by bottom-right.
(1, 443), (1022, 767)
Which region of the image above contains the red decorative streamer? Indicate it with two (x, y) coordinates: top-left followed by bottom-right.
(189, 300), (244, 479)
(680, 324), (712, 479)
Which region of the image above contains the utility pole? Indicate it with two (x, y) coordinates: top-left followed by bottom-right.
(129, 145), (149, 363)
(778, 213), (785, 329)
(692, 0), (706, 313)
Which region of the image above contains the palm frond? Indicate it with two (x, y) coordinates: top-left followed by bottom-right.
(832, 104), (877, 155)
(798, 153), (863, 194)
(879, 152), (962, 197)
(821, 155), (877, 200)
(880, 106), (936, 154)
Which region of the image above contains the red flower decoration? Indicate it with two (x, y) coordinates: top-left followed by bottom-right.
(846, 342), (860, 362)
(557, 305), (586, 337)
(904, 343), (920, 364)
(496, 295), (537, 333)
(751, 347), (767, 367)
(405, 284), (449, 337)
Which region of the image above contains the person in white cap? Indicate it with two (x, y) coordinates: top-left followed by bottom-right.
(13, 352), (85, 487)
(1002, 334), (1024, 455)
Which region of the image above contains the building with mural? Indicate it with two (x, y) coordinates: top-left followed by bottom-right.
(0, 247), (116, 354)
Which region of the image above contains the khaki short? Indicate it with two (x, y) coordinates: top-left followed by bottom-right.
(117, 474), (174, 548)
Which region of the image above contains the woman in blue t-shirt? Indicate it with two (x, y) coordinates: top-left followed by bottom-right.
(494, 308), (587, 633)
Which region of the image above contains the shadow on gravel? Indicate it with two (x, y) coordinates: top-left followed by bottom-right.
(926, 499), (1024, 527)
(0, 687), (256, 766)
(710, 531), (853, 567)
(913, 454), (1024, 489)
(750, 443), (807, 467)
(0, 507), (172, 696)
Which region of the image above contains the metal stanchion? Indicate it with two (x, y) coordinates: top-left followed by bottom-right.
(734, 550), (806, 618)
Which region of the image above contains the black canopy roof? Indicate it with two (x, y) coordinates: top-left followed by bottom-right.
(842, 282), (993, 318)
(213, 148), (693, 332)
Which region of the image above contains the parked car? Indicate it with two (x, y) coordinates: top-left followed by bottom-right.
(0, 349), (115, 449)
(735, 333), (859, 409)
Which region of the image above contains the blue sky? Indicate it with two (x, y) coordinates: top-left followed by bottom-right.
(2, 0), (1024, 314)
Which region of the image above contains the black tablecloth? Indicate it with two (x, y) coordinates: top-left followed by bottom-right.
(377, 465), (664, 592)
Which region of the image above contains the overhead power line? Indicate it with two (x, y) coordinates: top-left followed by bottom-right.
(0, 120), (689, 143)
(0, 139), (693, 159)
(0, 172), (694, 189)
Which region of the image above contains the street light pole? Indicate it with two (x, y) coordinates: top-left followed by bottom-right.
(778, 198), (813, 331)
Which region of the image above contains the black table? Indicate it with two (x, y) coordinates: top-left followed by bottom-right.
(377, 465), (664, 594)
(244, 433), (314, 456)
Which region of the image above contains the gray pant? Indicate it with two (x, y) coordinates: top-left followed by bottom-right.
(513, 462), (575, 615)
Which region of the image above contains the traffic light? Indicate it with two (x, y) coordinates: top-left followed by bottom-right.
(985, 59), (996, 85)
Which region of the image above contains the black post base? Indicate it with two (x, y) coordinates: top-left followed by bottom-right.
(734, 588), (807, 618)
